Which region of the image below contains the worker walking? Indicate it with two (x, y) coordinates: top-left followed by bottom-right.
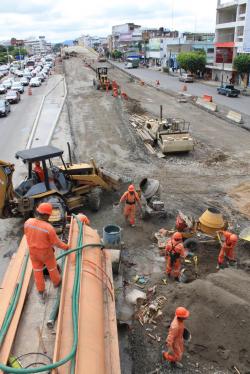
(163, 307), (190, 369)
(217, 231), (238, 269)
(165, 232), (186, 280)
(24, 203), (69, 301)
(120, 184), (142, 227)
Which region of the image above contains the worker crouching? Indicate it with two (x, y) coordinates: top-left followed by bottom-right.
(163, 307), (190, 369)
(24, 203), (69, 302)
(119, 184), (142, 227)
(165, 232), (186, 281)
(217, 231), (238, 269)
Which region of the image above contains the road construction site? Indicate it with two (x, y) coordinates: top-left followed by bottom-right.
(1, 46), (250, 374)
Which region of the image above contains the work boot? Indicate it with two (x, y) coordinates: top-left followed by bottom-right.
(172, 362), (183, 369)
(174, 276), (180, 282)
(131, 224), (136, 228)
(38, 291), (46, 304)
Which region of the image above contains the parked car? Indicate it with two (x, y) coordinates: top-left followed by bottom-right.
(11, 82), (24, 94)
(20, 77), (29, 86)
(23, 72), (32, 80)
(29, 77), (41, 87)
(0, 84), (7, 94)
(2, 79), (14, 89)
(217, 84), (240, 97)
(179, 73), (194, 83)
(0, 99), (11, 116)
(14, 70), (23, 77)
(36, 72), (45, 82)
(6, 90), (21, 104)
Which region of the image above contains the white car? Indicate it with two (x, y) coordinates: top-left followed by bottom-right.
(29, 77), (41, 87)
(179, 74), (194, 83)
(2, 79), (14, 89)
(14, 70), (24, 77)
(20, 77), (29, 86)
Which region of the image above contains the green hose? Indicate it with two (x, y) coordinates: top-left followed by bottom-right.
(0, 217), (103, 373)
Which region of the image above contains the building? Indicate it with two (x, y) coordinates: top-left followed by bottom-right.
(10, 38), (24, 47)
(24, 36), (52, 55)
(111, 23), (141, 52)
(209, 0), (250, 82)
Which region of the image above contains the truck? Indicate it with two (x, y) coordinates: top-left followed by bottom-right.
(217, 84), (240, 97)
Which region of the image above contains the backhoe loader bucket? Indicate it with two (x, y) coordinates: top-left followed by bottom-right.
(0, 161), (15, 218)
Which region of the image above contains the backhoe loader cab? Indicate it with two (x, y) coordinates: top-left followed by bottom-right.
(0, 145), (120, 231)
(93, 66), (112, 90)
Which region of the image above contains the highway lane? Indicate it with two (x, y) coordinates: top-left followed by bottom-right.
(111, 61), (250, 117)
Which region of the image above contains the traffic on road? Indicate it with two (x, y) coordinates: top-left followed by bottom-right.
(0, 55), (55, 118)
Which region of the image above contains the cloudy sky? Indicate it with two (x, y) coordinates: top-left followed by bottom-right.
(0, 0), (217, 42)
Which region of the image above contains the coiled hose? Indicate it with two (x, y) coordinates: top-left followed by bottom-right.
(0, 215), (103, 373)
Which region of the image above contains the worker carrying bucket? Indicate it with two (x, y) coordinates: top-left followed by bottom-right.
(24, 203), (69, 302)
(162, 307), (190, 369)
(119, 184), (142, 227)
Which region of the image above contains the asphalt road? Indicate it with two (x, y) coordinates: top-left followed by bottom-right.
(111, 61), (250, 117)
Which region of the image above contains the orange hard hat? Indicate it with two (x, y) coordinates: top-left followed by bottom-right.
(35, 161), (41, 166)
(128, 184), (135, 192)
(173, 232), (182, 241)
(77, 214), (90, 225)
(175, 307), (190, 319)
(230, 234), (238, 243)
(37, 202), (53, 215)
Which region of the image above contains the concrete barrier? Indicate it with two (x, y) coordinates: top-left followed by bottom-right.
(226, 110), (243, 124)
(196, 97), (217, 112)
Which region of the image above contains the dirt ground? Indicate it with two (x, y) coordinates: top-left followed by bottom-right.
(52, 53), (250, 374)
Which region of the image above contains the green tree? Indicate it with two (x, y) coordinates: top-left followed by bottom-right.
(177, 51), (206, 74)
(53, 43), (63, 53)
(111, 50), (122, 60)
(233, 53), (250, 88)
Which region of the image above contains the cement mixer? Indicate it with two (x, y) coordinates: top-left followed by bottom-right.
(139, 178), (167, 219)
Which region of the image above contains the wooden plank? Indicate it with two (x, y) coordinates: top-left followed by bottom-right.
(0, 237), (33, 369)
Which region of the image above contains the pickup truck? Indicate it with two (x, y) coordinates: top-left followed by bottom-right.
(217, 84), (240, 97)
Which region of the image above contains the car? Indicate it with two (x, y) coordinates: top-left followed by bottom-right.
(36, 72), (45, 82)
(217, 84), (240, 97)
(0, 84), (7, 94)
(2, 79), (14, 89)
(14, 70), (23, 77)
(6, 90), (21, 104)
(179, 73), (194, 83)
(29, 77), (41, 87)
(11, 82), (24, 94)
(20, 77), (29, 86)
(23, 72), (32, 80)
(0, 99), (11, 116)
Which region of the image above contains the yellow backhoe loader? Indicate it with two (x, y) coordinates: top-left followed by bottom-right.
(0, 145), (121, 231)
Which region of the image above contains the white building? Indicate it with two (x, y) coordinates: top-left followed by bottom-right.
(24, 36), (51, 55)
(209, 0), (250, 82)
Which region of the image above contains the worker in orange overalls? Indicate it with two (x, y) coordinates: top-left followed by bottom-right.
(119, 184), (142, 227)
(163, 307), (190, 369)
(33, 161), (45, 182)
(165, 232), (186, 280)
(217, 231), (238, 269)
(24, 202), (69, 302)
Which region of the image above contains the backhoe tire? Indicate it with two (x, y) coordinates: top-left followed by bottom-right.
(183, 238), (199, 252)
(88, 188), (102, 212)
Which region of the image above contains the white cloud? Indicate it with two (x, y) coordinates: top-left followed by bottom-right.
(0, 0), (217, 42)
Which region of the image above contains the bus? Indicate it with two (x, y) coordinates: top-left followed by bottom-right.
(124, 58), (139, 69)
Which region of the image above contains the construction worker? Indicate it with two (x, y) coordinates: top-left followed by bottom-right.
(24, 202), (69, 301)
(119, 184), (142, 227)
(33, 161), (45, 182)
(165, 232), (186, 280)
(217, 230), (238, 269)
(163, 307), (190, 369)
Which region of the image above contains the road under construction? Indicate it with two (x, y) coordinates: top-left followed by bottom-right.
(0, 46), (250, 374)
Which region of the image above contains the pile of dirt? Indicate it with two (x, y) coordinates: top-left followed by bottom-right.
(125, 98), (146, 115)
(205, 151), (229, 166)
(229, 182), (250, 218)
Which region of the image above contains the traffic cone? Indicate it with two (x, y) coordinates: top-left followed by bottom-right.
(140, 80), (144, 86)
(156, 80), (160, 86)
(121, 92), (128, 100)
(182, 84), (187, 92)
(28, 86), (32, 96)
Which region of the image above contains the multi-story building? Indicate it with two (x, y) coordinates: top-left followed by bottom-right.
(24, 36), (51, 55)
(111, 23), (141, 52)
(209, 0), (250, 82)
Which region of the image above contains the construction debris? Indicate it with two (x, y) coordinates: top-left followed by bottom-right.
(137, 296), (167, 326)
(126, 289), (147, 305)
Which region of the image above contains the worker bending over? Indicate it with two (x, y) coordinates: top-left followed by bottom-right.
(120, 184), (142, 227)
(33, 161), (45, 182)
(24, 203), (69, 301)
(163, 307), (190, 369)
(217, 230), (238, 269)
(165, 232), (186, 280)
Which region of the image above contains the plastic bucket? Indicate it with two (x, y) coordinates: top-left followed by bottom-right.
(103, 224), (121, 247)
